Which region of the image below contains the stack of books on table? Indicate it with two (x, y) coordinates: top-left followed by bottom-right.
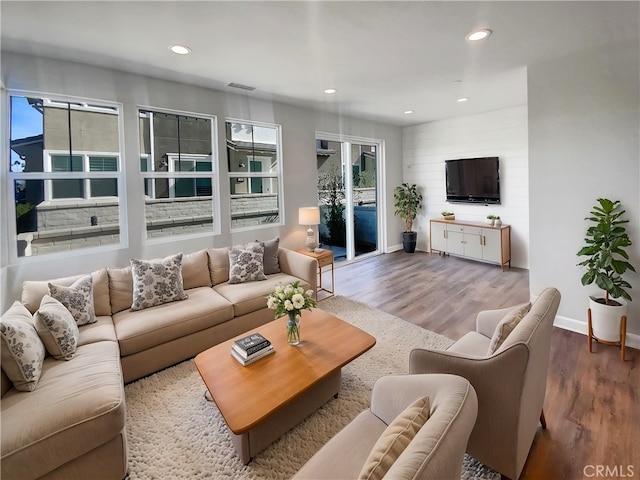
(231, 333), (274, 366)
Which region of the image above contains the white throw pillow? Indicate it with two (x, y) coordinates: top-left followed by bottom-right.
(48, 274), (96, 326)
(487, 302), (532, 355)
(0, 301), (46, 392)
(130, 253), (188, 311)
(34, 295), (79, 360)
(228, 244), (268, 284)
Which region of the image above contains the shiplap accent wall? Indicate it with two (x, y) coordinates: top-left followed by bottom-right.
(402, 105), (529, 268)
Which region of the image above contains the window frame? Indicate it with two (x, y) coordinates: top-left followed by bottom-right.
(226, 118), (284, 232)
(138, 106), (220, 242)
(5, 90), (127, 262)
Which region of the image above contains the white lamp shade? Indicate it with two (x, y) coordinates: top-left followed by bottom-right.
(298, 206), (320, 226)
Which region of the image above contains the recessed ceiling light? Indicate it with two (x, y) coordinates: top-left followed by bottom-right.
(404, 110), (414, 115)
(324, 88), (337, 94)
(169, 45), (191, 55)
(466, 29), (492, 41)
(457, 97), (469, 103)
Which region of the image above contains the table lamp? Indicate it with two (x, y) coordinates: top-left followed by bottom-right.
(298, 206), (320, 251)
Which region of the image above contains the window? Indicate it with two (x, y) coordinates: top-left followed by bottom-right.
(139, 109), (217, 239)
(8, 94), (123, 258)
(226, 121), (282, 230)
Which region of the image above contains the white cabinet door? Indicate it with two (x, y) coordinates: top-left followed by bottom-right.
(463, 233), (483, 259)
(482, 229), (502, 263)
(430, 222), (447, 252)
(447, 231), (465, 256)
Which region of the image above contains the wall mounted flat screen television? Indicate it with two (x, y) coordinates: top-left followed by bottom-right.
(445, 157), (500, 204)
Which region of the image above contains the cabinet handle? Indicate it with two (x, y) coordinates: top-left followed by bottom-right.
(444, 231), (448, 239)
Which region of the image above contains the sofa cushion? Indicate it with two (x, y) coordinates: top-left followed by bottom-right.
(107, 266), (133, 314)
(253, 237), (281, 274)
(358, 396), (431, 480)
(0, 301), (46, 392)
(207, 247), (230, 285)
(22, 269), (111, 317)
(487, 302), (532, 355)
(130, 253), (188, 311)
(182, 249), (212, 289)
(0, 341), (125, 480)
(113, 287), (234, 357)
(48, 275), (97, 326)
(77, 316), (118, 347)
(214, 273), (310, 317)
(228, 245), (268, 284)
(34, 295), (79, 360)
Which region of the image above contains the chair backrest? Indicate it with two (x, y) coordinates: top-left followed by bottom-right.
(489, 287), (561, 478)
(381, 375), (479, 480)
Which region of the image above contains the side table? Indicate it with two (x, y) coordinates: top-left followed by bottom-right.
(297, 248), (334, 299)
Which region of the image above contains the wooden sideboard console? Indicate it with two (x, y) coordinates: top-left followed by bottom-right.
(429, 219), (511, 270)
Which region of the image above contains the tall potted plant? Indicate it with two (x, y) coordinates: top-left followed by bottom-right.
(393, 183), (423, 253)
(577, 198), (635, 342)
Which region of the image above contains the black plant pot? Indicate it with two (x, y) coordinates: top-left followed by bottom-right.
(402, 231), (418, 253)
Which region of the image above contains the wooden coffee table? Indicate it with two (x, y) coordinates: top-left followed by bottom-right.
(194, 308), (376, 464)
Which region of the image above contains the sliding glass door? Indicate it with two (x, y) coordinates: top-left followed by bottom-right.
(316, 135), (381, 263)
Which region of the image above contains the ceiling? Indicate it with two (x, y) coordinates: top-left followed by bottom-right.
(1, 1), (638, 126)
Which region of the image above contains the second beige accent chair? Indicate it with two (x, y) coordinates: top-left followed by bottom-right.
(294, 373), (478, 480)
(409, 287), (561, 480)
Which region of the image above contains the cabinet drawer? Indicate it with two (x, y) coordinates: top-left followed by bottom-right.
(464, 226), (482, 235)
(317, 254), (333, 268)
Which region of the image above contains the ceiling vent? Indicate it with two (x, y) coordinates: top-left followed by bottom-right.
(227, 82), (256, 91)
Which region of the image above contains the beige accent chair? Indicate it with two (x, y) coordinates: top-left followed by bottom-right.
(409, 287), (561, 480)
(293, 373), (478, 480)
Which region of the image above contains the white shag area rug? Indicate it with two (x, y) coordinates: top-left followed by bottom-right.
(124, 296), (499, 479)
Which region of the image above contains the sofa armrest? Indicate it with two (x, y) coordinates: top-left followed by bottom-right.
(475, 303), (529, 338)
(277, 248), (318, 295)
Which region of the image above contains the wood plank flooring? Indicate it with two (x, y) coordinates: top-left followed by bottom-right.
(330, 251), (639, 480)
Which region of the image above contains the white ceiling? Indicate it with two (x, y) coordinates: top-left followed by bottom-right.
(2, 1), (638, 126)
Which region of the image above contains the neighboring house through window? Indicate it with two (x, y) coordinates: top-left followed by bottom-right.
(138, 108), (218, 239)
(226, 120), (283, 230)
(8, 94), (123, 258)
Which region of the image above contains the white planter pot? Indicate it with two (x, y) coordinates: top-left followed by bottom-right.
(589, 296), (627, 342)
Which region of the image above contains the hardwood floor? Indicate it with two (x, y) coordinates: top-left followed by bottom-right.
(330, 251), (639, 480)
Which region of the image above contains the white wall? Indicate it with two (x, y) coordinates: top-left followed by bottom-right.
(402, 105), (529, 268)
(528, 40), (640, 339)
(0, 52), (402, 310)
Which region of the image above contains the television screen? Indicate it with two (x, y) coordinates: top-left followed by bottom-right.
(445, 157), (500, 204)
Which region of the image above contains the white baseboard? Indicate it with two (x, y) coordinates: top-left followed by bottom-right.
(553, 314), (640, 350)
(387, 244), (403, 253)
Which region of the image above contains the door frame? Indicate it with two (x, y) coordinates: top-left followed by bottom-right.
(316, 131), (387, 262)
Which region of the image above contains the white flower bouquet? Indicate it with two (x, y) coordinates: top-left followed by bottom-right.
(267, 281), (317, 344)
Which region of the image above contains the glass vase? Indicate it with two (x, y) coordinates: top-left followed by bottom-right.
(287, 314), (301, 345)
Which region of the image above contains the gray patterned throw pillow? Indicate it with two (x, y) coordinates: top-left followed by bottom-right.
(48, 275), (96, 326)
(130, 253), (188, 311)
(34, 295), (79, 360)
(0, 301), (46, 392)
(228, 244), (267, 284)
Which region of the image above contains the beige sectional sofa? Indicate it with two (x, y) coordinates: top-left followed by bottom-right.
(1, 245), (316, 479)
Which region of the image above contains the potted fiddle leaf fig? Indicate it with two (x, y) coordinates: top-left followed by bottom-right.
(393, 183), (423, 253)
(577, 198), (635, 342)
